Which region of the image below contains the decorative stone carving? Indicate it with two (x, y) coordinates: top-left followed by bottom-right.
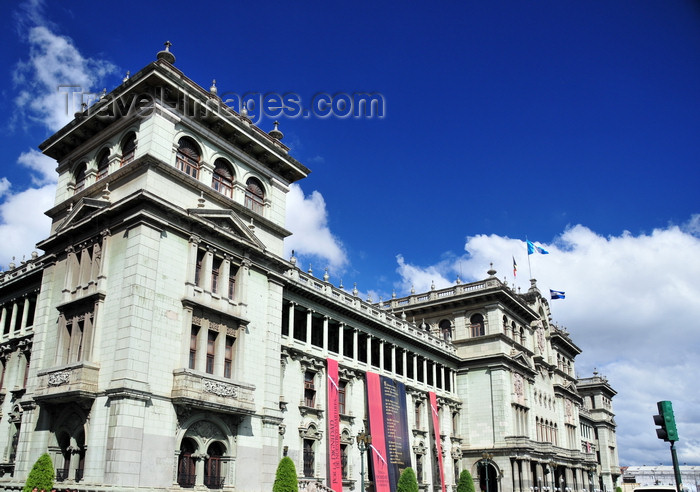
(48, 371), (71, 387)
(203, 380), (237, 398)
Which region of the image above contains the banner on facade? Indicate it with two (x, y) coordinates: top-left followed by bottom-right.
(366, 372), (412, 492)
(326, 358), (342, 492)
(429, 391), (446, 492)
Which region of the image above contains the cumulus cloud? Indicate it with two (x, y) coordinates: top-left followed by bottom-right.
(393, 220), (700, 466)
(285, 183), (348, 273)
(13, 24), (117, 132)
(0, 1), (116, 268)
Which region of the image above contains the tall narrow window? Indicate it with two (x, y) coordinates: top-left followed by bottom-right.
(22, 353), (30, 388)
(244, 177), (265, 214)
(206, 331), (217, 374)
(304, 371), (316, 407)
(96, 149), (110, 181)
(224, 336), (234, 378)
(415, 401), (422, 429)
(177, 438), (197, 488)
(212, 159), (234, 197)
(74, 163), (87, 194)
(0, 359), (6, 390)
(338, 380), (347, 415)
(303, 439), (315, 477)
(228, 265), (238, 300)
(205, 442), (225, 489)
(120, 133), (136, 167)
(341, 443), (349, 478)
(194, 250), (205, 286)
(189, 325), (199, 370)
(211, 257), (222, 294)
(176, 137), (201, 179)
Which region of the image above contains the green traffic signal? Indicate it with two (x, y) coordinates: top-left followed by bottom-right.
(654, 400), (679, 442)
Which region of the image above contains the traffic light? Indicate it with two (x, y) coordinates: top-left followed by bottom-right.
(653, 400), (679, 442)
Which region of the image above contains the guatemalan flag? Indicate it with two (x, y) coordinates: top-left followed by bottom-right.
(527, 239), (549, 255)
(550, 289), (565, 300)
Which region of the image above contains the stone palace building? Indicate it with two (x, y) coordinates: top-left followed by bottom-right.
(0, 45), (619, 492)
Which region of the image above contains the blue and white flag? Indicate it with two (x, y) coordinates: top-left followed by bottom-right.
(550, 289), (565, 300)
(527, 240), (549, 255)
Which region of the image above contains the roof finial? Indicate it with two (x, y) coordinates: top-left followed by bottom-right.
(210, 79), (217, 96)
(269, 120), (284, 140)
(157, 41), (176, 64)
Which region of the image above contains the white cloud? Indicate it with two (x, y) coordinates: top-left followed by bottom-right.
(285, 183), (348, 273)
(394, 220), (700, 466)
(13, 23), (117, 132)
(17, 149), (56, 185)
(0, 185), (55, 268)
(0, 1), (116, 267)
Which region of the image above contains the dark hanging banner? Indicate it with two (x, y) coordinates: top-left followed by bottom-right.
(366, 372), (412, 492)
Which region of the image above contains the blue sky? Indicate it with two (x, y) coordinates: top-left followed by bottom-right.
(2, 0), (700, 469)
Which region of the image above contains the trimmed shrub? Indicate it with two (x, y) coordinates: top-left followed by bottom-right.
(457, 469), (476, 492)
(397, 467), (419, 492)
(273, 456), (298, 492)
(23, 453), (54, 492)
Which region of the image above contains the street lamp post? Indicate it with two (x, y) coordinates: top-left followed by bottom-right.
(482, 453), (494, 492)
(357, 432), (372, 492)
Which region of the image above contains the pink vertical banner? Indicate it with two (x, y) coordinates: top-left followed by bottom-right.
(366, 372), (391, 492)
(429, 391), (446, 492)
(326, 358), (342, 492)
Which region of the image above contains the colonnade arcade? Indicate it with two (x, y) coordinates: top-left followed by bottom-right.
(281, 299), (455, 394)
(509, 457), (599, 492)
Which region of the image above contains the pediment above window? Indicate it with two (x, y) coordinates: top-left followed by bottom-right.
(188, 208), (266, 249)
(57, 198), (110, 232)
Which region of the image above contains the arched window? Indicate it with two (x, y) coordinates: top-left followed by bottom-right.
(96, 149), (109, 181)
(56, 431), (71, 482)
(469, 313), (485, 337)
(73, 163), (87, 194)
(120, 133), (136, 167)
(205, 442), (226, 489)
(439, 319), (452, 341)
(176, 137), (201, 179)
(177, 438), (197, 488)
(212, 158), (234, 197)
(244, 177), (265, 214)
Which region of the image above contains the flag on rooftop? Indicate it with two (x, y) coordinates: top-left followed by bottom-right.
(526, 239), (549, 255)
(550, 289), (565, 300)
(512, 256), (517, 277)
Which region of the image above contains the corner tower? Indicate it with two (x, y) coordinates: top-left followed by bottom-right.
(17, 44), (308, 490)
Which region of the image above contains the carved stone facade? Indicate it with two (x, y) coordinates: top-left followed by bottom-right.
(0, 47), (618, 492)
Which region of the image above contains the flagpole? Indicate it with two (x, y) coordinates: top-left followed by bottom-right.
(526, 236), (533, 280)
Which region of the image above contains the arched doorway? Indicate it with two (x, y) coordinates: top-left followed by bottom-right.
(479, 461), (498, 492)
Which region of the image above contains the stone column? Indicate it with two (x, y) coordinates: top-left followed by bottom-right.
(19, 297), (30, 334)
(287, 302), (295, 338)
(379, 339), (385, 370)
(8, 303), (18, 335)
(305, 309), (312, 346)
(391, 344), (396, 374)
(402, 349), (408, 377)
(367, 335), (373, 366)
(322, 316), (329, 352)
(353, 329), (358, 360)
(338, 323), (344, 357)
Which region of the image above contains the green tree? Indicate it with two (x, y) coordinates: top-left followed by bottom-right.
(616, 487), (623, 492)
(23, 453), (54, 492)
(397, 467), (419, 492)
(273, 456), (298, 492)
(457, 469), (476, 492)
